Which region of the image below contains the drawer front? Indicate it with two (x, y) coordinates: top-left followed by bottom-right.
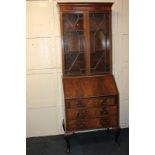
(67, 106), (117, 120)
(66, 97), (116, 109)
(67, 117), (117, 131)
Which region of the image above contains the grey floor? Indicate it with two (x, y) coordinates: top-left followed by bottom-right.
(26, 128), (129, 155)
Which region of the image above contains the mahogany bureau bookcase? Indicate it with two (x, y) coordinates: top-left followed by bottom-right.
(58, 2), (120, 153)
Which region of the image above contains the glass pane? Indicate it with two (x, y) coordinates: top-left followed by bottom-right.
(90, 13), (110, 74)
(63, 13), (86, 75)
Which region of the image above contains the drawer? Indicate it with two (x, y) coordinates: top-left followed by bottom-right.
(67, 106), (117, 120)
(66, 97), (116, 109)
(67, 117), (117, 131)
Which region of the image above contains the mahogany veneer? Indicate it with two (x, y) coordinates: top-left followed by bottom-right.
(58, 2), (120, 153)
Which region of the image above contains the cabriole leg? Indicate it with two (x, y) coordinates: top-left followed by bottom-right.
(115, 127), (121, 145)
(64, 134), (72, 153)
(107, 128), (110, 134)
(62, 120), (73, 153)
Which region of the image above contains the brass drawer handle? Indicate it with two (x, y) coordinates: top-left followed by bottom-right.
(75, 101), (84, 107)
(100, 98), (107, 104)
(100, 119), (110, 126)
(76, 121), (86, 128)
(76, 110), (86, 119)
(101, 105), (108, 111)
(100, 98), (115, 106)
(100, 110), (108, 115)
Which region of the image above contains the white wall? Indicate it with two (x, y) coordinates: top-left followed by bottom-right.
(26, 0), (129, 137)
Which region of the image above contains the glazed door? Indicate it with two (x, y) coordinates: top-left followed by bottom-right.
(89, 13), (111, 74)
(62, 13), (86, 75)
(61, 12), (112, 76)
